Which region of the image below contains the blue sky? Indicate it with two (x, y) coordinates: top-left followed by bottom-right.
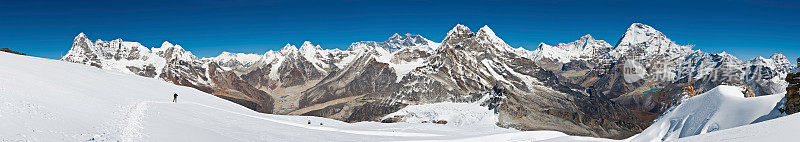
(1, 0), (798, 60)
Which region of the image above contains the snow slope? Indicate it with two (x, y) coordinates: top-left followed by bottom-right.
(0, 52), (595, 141)
(629, 85), (785, 142)
(675, 110), (800, 142)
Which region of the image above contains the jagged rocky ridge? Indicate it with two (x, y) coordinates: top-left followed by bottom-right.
(0, 48), (25, 55)
(60, 23), (794, 139)
(61, 34), (274, 113)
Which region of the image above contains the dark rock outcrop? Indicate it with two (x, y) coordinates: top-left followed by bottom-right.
(783, 58), (800, 114)
(0, 48), (25, 55)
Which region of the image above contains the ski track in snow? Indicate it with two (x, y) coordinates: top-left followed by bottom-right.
(121, 101), (442, 140)
(120, 101), (152, 141)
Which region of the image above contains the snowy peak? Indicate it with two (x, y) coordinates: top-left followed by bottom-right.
(578, 34), (594, 41)
(75, 32), (88, 40)
(300, 41), (316, 50)
(476, 25), (500, 42)
(771, 53), (787, 60)
(524, 23), (690, 63)
(440, 24), (516, 54)
(299, 41), (323, 54)
(475, 25), (515, 52)
(387, 33), (436, 48)
(569, 34), (611, 50)
(528, 34), (613, 63)
(205, 52), (264, 68)
(348, 33), (439, 53)
(476, 25), (496, 38)
(72, 32), (93, 46)
(216, 51), (261, 59)
(63, 33), (152, 63)
(747, 53), (794, 72)
(62, 33), (98, 63)
(153, 41), (197, 62)
(387, 33), (403, 42)
(446, 24), (474, 38)
(625, 23), (658, 36)
(769, 53), (792, 66)
(717, 51), (734, 58)
(155, 41), (187, 54)
(612, 23), (692, 58)
(279, 43), (299, 55)
(298, 41), (336, 71)
(558, 34), (604, 48)
(160, 41), (175, 49)
(61, 33), (177, 78)
(617, 23), (670, 47)
(70, 33), (96, 52)
(536, 42), (548, 49)
(385, 33), (410, 43)
(628, 23), (652, 31)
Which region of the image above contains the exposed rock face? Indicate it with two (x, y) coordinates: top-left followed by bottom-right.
(0, 48), (25, 55)
(62, 33), (104, 68)
(299, 52), (398, 109)
(61, 33), (274, 113)
(218, 42), (358, 114)
(206, 62), (274, 113)
(784, 58), (800, 114)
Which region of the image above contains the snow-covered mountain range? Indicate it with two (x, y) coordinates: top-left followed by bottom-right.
(524, 34), (614, 63)
(59, 23), (795, 139)
(513, 23), (793, 122)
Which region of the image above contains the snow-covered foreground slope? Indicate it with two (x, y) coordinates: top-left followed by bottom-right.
(0, 52), (608, 141)
(676, 110), (800, 142)
(629, 85), (785, 142)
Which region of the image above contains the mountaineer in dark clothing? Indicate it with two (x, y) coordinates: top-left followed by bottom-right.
(173, 93), (178, 103)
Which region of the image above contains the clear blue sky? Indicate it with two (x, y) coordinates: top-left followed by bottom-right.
(1, 0), (798, 60)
